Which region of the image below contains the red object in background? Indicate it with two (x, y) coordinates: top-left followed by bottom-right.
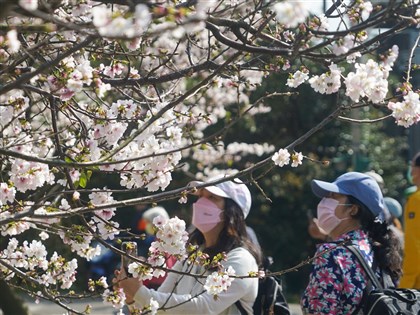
(137, 218), (147, 232)
(143, 255), (177, 289)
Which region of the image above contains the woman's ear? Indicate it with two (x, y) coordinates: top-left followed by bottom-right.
(349, 205), (360, 216)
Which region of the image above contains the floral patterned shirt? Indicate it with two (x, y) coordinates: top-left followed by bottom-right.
(301, 229), (379, 315)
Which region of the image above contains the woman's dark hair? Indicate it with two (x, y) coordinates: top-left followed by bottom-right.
(189, 198), (262, 266)
(348, 195), (402, 282)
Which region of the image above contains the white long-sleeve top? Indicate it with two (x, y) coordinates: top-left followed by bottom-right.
(133, 247), (259, 314)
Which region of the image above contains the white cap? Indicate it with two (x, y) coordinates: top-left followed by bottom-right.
(364, 171), (384, 189)
(142, 206), (169, 222)
(190, 175), (252, 218)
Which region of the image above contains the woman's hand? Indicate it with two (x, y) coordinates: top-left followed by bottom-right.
(113, 268), (143, 304)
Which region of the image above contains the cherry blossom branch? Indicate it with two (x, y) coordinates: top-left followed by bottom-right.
(338, 114), (393, 123)
(103, 60), (220, 86)
(0, 34), (56, 76)
(405, 31), (420, 84)
(0, 35), (96, 95)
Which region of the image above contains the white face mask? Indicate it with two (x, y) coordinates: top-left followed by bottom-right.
(316, 198), (352, 235)
(192, 197), (223, 233)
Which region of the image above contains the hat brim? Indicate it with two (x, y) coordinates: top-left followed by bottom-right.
(311, 179), (346, 198)
(188, 181), (230, 198)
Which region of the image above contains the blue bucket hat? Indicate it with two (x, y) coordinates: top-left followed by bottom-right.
(311, 172), (386, 222)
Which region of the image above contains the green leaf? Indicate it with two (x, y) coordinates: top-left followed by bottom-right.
(79, 172), (88, 188)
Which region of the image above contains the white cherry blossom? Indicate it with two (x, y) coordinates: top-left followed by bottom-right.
(272, 1), (309, 28)
(204, 266), (236, 296)
(19, 0), (38, 11)
(286, 70), (309, 88)
(388, 91), (420, 127)
(291, 152), (304, 167)
(272, 149), (291, 167)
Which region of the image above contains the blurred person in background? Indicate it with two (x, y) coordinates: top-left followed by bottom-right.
(399, 152), (420, 289)
(384, 197), (404, 248)
(134, 206), (169, 257)
(136, 206), (176, 289)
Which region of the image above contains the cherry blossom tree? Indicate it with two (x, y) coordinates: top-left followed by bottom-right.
(0, 0), (419, 313)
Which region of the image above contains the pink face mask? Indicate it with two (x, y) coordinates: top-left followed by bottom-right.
(316, 198), (351, 235)
(192, 197), (223, 233)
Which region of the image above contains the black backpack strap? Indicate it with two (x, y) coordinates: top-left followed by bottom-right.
(235, 300), (248, 315)
(344, 244), (384, 290)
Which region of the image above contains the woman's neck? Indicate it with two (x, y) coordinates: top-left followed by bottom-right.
(203, 222), (224, 247)
(204, 233), (219, 248)
(330, 221), (361, 240)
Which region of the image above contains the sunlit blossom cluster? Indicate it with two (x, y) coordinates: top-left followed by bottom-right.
(58, 227), (101, 261)
(272, 149), (303, 168)
(348, 1), (374, 23)
(89, 189), (117, 222)
(0, 238), (78, 289)
(88, 276), (108, 292)
(309, 64), (342, 95)
(1, 201), (60, 236)
(0, 183), (16, 206)
(345, 59), (389, 104)
(203, 266), (236, 296)
(0, 92), (29, 125)
(149, 298), (160, 315)
(0, 30), (20, 58)
(150, 215), (189, 259)
(123, 216), (190, 298)
(331, 34), (357, 56)
(18, 0), (38, 11)
(9, 159), (54, 193)
(119, 215), (190, 284)
(102, 288), (126, 310)
(92, 4), (151, 38)
(272, 1), (309, 28)
(226, 142), (275, 158)
(286, 45), (418, 128)
(127, 261), (154, 280)
(388, 91), (420, 127)
(0, 218), (32, 236)
(46, 56), (96, 101)
(286, 69), (309, 88)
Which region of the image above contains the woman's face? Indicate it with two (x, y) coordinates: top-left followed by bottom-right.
(323, 192), (360, 239)
(194, 189), (226, 238)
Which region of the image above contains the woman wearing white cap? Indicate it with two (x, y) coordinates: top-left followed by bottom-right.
(301, 172), (402, 315)
(116, 176), (261, 314)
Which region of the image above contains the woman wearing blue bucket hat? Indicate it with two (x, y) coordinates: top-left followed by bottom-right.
(301, 172), (402, 315)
